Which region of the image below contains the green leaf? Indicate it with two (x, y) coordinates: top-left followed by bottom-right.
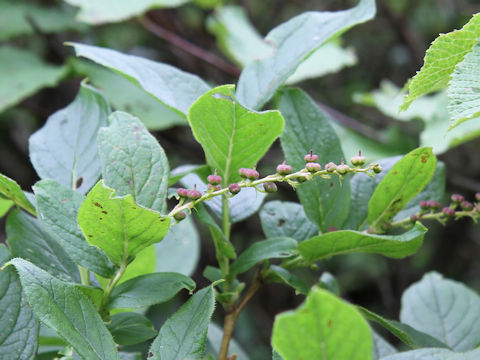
(382, 348), (480, 360)
(368, 147), (437, 232)
(372, 331), (397, 360)
(113, 245), (156, 286)
(230, 237), (297, 276)
(107, 272), (195, 310)
(279, 88), (350, 231)
(155, 216), (200, 276)
(272, 287), (372, 360)
(78, 181), (170, 266)
(0, 173), (36, 215)
(0, 245), (39, 359)
(447, 40), (480, 129)
(298, 222), (427, 262)
(107, 312), (157, 346)
(260, 201), (318, 242)
(400, 272), (480, 351)
(265, 265), (310, 295)
(33, 179), (114, 278)
(0, 197), (13, 218)
(72, 60), (185, 131)
(357, 306), (449, 349)
(0, 46), (66, 112)
(98, 111), (169, 213)
(68, 43), (210, 116)
(8, 258), (119, 360)
(319, 272), (340, 296)
(206, 323), (249, 360)
(401, 14), (480, 110)
(6, 209), (80, 282)
(149, 286), (215, 360)
(236, 0), (376, 109)
(29, 83), (110, 194)
(64, 0), (190, 24)
(188, 84), (284, 185)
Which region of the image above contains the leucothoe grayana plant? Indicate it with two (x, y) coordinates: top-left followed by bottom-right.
(1, 1), (480, 360)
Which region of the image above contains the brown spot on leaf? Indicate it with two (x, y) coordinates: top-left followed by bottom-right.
(94, 202), (103, 208)
(87, 234), (93, 238)
(393, 171), (398, 175)
(421, 156), (427, 163)
(101, 210), (108, 214)
(277, 219), (286, 227)
(99, 217), (103, 220)
(327, 319), (332, 327)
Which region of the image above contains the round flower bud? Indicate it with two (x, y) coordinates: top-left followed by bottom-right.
(187, 189), (202, 200)
(208, 184), (222, 192)
(304, 150), (319, 163)
(177, 188), (188, 198)
(410, 214), (419, 223)
(451, 194), (465, 203)
(207, 172), (222, 185)
(476, 193), (480, 202)
(461, 201), (473, 210)
(324, 162), (337, 173)
(263, 182), (278, 193)
(276, 161), (293, 176)
(350, 151), (367, 167)
(442, 207), (455, 217)
(238, 168), (249, 179)
(246, 168), (259, 180)
(373, 163), (382, 174)
(229, 183), (241, 195)
(306, 162), (321, 173)
(419, 200), (429, 210)
(174, 212), (186, 221)
(427, 200), (441, 211)
(336, 164), (350, 175)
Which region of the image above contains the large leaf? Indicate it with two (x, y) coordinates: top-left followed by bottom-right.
(272, 287), (372, 360)
(0, 245), (39, 359)
(400, 272), (480, 351)
(368, 147), (436, 232)
(107, 313), (157, 346)
(78, 181), (170, 266)
(0, 173), (36, 215)
(107, 272), (195, 310)
(149, 286), (215, 360)
(34, 179), (114, 278)
(401, 14), (480, 110)
(8, 259), (119, 360)
(260, 201), (318, 242)
(69, 43), (210, 116)
(64, 0), (189, 24)
(6, 209), (80, 283)
(188, 85), (284, 185)
(0, 46), (66, 112)
(230, 237), (298, 276)
(383, 348), (480, 360)
(279, 88), (350, 232)
(29, 83), (109, 194)
(98, 111), (169, 213)
(299, 222), (426, 262)
(236, 0), (376, 109)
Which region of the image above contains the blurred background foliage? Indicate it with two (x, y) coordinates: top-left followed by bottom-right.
(0, 0), (479, 358)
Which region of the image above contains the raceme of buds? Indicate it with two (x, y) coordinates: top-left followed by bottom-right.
(306, 162), (321, 173)
(276, 161), (293, 176)
(229, 183), (241, 195)
(350, 151), (366, 167)
(207, 171), (222, 185)
(263, 182), (278, 193)
(304, 150), (319, 163)
(174, 212), (186, 221)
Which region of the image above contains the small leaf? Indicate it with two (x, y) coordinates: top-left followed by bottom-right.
(0, 173), (36, 216)
(7, 258), (119, 360)
(107, 272), (195, 310)
(34, 179), (114, 278)
(77, 181), (170, 266)
(266, 265), (310, 295)
(69, 42), (210, 116)
(272, 287), (372, 360)
(6, 209), (80, 282)
(29, 83), (109, 194)
(400, 272), (480, 351)
(230, 237), (297, 276)
(149, 286), (216, 360)
(188, 85), (284, 185)
(368, 147), (437, 232)
(299, 223), (427, 262)
(107, 313), (157, 346)
(98, 111), (169, 213)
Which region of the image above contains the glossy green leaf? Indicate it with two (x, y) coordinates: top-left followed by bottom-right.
(0, 46), (67, 113)
(0, 245), (39, 359)
(8, 259), (119, 360)
(149, 286), (215, 360)
(98, 111), (169, 213)
(266, 265), (310, 295)
(0, 197), (13, 218)
(236, 0), (376, 109)
(107, 313), (157, 346)
(299, 222), (427, 262)
(6, 209), (80, 282)
(402, 14), (480, 110)
(29, 83), (109, 194)
(0, 173), (36, 215)
(64, 0), (190, 24)
(272, 287), (372, 360)
(34, 179), (114, 278)
(260, 201), (318, 242)
(107, 272), (195, 310)
(447, 41), (480, 129)
(279, 88), (350, 231)
(358, 306), (449, 349)
(383, 348), (480, 360)
(230, 237), (297, 276)
(155, 216), (200, 276)
(368, 147), (436, 232)
(372, 331), (397, 359)
(69, 43), (210, 116)
(206, 323), (249, 360)
(188, 85), (284, 185)
(401, 272), (480, 351)
(78, 181), (170, 266)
